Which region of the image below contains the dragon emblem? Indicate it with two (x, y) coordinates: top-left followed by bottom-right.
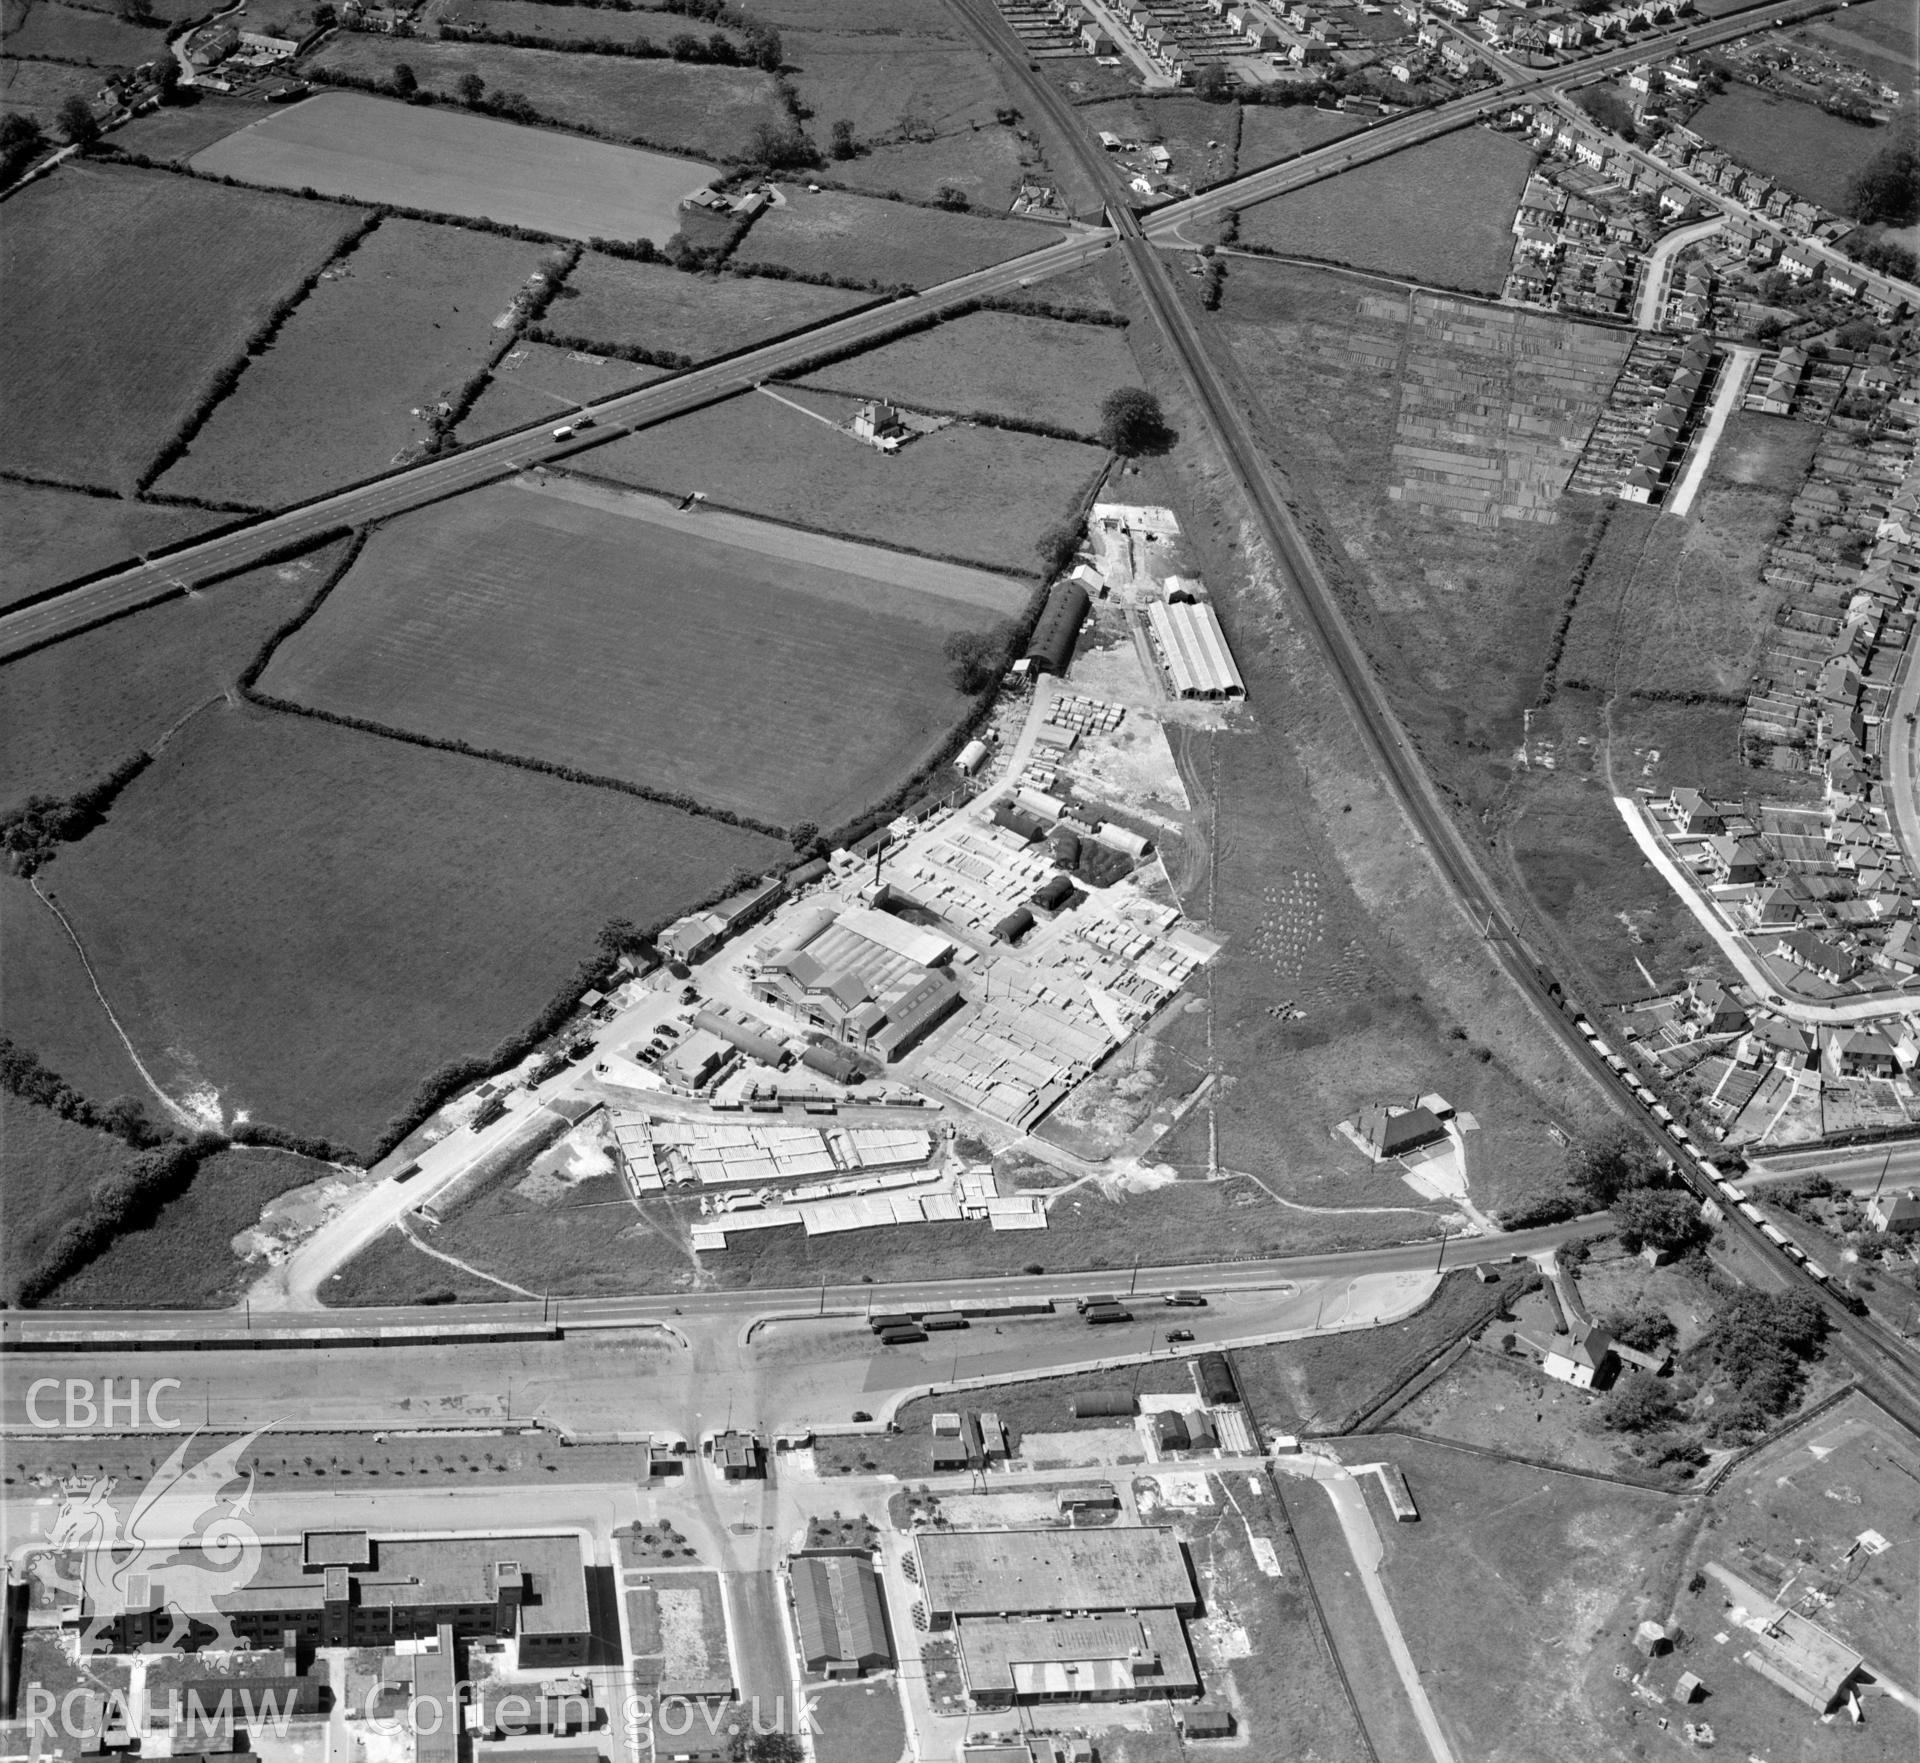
(31, 1426), (272, 1653)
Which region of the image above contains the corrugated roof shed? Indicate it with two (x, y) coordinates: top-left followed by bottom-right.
(1146, 600), (1244, 699)
(791, 1555), (890, 1674)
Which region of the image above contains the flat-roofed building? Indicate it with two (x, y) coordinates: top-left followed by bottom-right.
(916, 1528), (1195, 1626)
(956, 1609), (1198, 1705)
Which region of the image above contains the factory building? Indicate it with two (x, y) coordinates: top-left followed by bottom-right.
(790, 1554), (891, 1679)
(915, 1529), (1200, 1708)
(1145, 600), (1244, 699)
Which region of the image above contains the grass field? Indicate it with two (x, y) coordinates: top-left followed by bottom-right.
(0, 538), (351, 808)
(0, 481), (222, 613)
(452, 0), (746, 52)
(1365, 1439), (1692, 1762)
(59, 0), (203, 20)
(0, 160), (364, 492)
(110, 92), (260, 163)
(556, 254), (870, 360)
(0, 52), (96, 124)
(458, 339), (666, 442)
(153, 216), (546, 507)
(1803, 0), (1919, 99)
(1691, 84), (1890, 212)
(799, 308), (1135, 435)
(1081, 95), (1237, 189)
(191, 91), (713, 244)
(1237, 102), (1367, 173)
(808, 1682), (905, 1763)
(1229, 1270), (1511, 1434)
(257, 476), (1026, 826)
(583, 383), (1110, 574)
(44, 1145), (342, 1308)
(308, 35), (785, 161)
(0, 1094), (148, 1303)
(38, 706), (782, 1150)
(1237, 126), (1535, 294)
(735, 184), (1052, 288)
(0, 0), (164, 65)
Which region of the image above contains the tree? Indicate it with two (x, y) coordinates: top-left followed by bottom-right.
(55, 94), (99, 146)
(151, 57), (181, 104)
(1035, 521), (1082, 578)
(1098, 386), (1167, 456)
(747, 25), (782, 71)
(1598, 1377), (1678, 1433)
(829, 117), (856, 161)
(744, 122), (819, 171)
(391, 62), (418, 97)
(744, 1736), (803, 1763)
(1611, 1188), (1709, 1258)
(668, 32), (706, 61)
(1566, 1122), (1663, 1209)
(944, 624), (1015, 694)
(1193, 63), (1232, 103)
(114, 0), (154, 20)
(456, 72), (486, 104)
(1846, 136), (1919, 226)
(934, 183), (968, 211)
(1575, 86), (1635, 139)
(0, 107), (46, 184)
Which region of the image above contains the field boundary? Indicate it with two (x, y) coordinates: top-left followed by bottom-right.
(1353, 1427), (1696, 1496)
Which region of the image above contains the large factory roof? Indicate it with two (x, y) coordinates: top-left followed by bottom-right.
(916, 1527), (1195, 1619)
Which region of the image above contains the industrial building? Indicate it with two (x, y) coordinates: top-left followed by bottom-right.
(916, 1528), (1198, 1708)
(789, 1554), (891, 1679)
(74, 1531), (591, 1665)
(752, 902), (963, 1064)
(1026, 581), (1091, 674)
(1145, 599), (1244, 699)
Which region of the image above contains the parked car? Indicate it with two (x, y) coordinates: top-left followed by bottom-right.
(1166, 1329), (1195, 1344)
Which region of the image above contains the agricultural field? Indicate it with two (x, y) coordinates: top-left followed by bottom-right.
(1363, 1440), (1694, 1762)
(191, 91), (713, 244)
(308, 35), (786, 162)
(153, 216), (549, 508)
(0, 160), (363, 491)
(0, 537), (352, 807)
(0, 1095), (149, 1307)
(447, 0), (747, 53)
(45, 1145), (342, 1309)
(553, 253), (871, 361)
(1691, 85), (1893, 213)
(799, 308), (1136, 436)
(59, 0), (212, 20)
(1237, 126), (1535, 295)
(0, 0), (164, 66)
(110, 92), (259, 163)
(256, 475), (1027, 827)
(1081, 94), (1237, 189)
(734, 184), (1053, 288)
(1237, 101), (1367, 173)
(582, 383), (1110, 574)
(34, 706), (783, 1150)
(0, 53), (97, 125)
(0, 480), (221, 613)
(457, 340), (666, 442)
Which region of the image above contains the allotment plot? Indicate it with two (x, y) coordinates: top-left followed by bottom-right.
(191, 92), (715, 244)
(257, 477), (1029, 827)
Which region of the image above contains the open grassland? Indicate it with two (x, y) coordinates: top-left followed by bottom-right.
(109, 93), (260, 163)
(45, 1146), (341, 1308)
(1691, 85), (1891, 213)
(799, 308), (1135, 435)
(1365, 1440), (1692, 1763)
(829, 129), (1030, 208)
(0, 0), (164, 65)
(1237, 126), (1535, 294)
(0, 1096), (148, 1308)
(0, 161), (362, 491)
(59, 0), (203, 20)
(555, 254), (870, 360)
(458, 340), (667, 441)
(1803, 0), (1918, 98)
(0, 880), (149, 1107)
(1, 54), (93, 123)
(1237, 101), (1367, 172)
(1229, 1269), (1512, 1434)
(808, 1682), (906, 1763)
(1081, 95), (1237, 189)
(40, 707), (783, 1150)
(0, 539), (351, 807)
(736, 185), (1052, 287)
(309, 35), (785, 161)
(257, 477), (1025, 827)
(153, 217), (546, 508)
(451, 0), (746, 51)
(0, 481), (221, 614)
(191, 91), (712, 243)
(583, 384), (1110, 573)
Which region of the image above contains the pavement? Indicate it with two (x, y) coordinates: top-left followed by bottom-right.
(1666, 343), (1755, 518)
(1634, 214), (1726, 331)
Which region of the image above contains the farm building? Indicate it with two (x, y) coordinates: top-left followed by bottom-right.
(790, 1555), (890, 1679)
(1026, 582), (1092, 675)
(1145, 601), (1244, 699)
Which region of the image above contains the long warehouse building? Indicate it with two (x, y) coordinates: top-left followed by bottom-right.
(1146, 600), (1244, 699)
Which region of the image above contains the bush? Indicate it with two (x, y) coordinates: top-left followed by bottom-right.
(1, 752), (153, 876)
(943, 623), (1017, 694)
(1495, 1190), (1583, 1229)
(1598, 1377), (1678, 1434)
